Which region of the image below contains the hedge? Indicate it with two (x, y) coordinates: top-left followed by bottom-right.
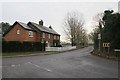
(2, 41), (45, 52)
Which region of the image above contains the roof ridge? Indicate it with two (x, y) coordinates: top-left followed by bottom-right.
(16, 21), (27, 24)
(29, 22), (60, 35)
(17, 21), (34, 31)
(30, 22), (48, 28)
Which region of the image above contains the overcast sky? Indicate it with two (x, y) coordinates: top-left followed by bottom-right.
(1, 1), (119, 42)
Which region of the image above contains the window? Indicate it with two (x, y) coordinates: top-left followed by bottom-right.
(54, 43), (56, 46)
(29, 31), (33, 37)
(57, 36), (59, 40)
(41, 39), (44, 43)
(54, 35), (56, 39)
(17, 30), (20, 34)
(43, 33), (45, 38)
(48, 34), (51, 39)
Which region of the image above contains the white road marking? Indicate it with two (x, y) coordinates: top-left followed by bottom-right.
(44, 68), (52, 72)
(11, 65), (16, 67)
(5, 62), (31, 68)
(27, 62), (52, 72)
(10, 64), (21, 67)
(33, 64), (41, 68)
(5, 62), (52, 72)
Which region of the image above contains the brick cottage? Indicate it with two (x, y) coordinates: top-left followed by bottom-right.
(3, 20), (60, 47)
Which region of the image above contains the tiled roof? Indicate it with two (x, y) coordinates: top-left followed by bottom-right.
(29, 22), (60, 35)
(17, 21), (33, 30)
(3, 21), (60, 36)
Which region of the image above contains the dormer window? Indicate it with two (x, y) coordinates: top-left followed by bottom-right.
(29, 31), (33, 37)
(17, 30), (20, 34)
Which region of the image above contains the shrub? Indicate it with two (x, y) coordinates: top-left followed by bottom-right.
(2, 41), (45, 52)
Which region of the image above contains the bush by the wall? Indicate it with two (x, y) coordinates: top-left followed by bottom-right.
(2, 41), (45, 52)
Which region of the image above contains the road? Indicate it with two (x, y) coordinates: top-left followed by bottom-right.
(2, 46), (118, 78)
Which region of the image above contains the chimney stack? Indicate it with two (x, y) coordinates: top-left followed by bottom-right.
(39, 20), (43, 26)
(49, 25), (52, 29)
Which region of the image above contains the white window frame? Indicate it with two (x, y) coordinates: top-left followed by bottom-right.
(29, 31), (33, 37)
(17, 30), (20, 34)
(43, 32), (45, 38)
(57, 36), (59, 40)
(41, 39), (44, 43)
(48, 34), (51, 39)
(54, 35), (56, 39)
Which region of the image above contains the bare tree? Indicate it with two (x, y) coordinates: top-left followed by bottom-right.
(93, 13), (104, 32)
(89, 13), (104, 43)
(64, 11), (88, 46)
(88, 27), (99, 42)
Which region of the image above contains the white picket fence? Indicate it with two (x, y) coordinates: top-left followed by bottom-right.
(46, 46), (76, 51)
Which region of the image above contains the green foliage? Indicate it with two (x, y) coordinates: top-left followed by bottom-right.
(94, 10), (120, 52)
(93, 33), (99, 50)
(0, 22), (11, 35)
(2, 41), (45, 52)
(102, 11), (120, 50)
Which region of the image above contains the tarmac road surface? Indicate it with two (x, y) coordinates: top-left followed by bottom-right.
(2, 46), (118, 78)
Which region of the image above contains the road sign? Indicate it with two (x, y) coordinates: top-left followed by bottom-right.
(114, 49), (120, 57)
(98, 34), (101, 39)
(103, 43), (110, 47)
(114, 49), (120, 52)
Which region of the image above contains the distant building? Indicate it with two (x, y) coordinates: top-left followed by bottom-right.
(3, 20), (60, 47)
(118, 1), (120, 13)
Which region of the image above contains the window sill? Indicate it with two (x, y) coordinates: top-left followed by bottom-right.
(29, 36), (33, 37)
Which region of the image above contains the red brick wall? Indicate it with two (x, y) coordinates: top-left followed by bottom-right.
(41, 33), (60, 42)
(36, 32), (41, 42)
(4, 24), (39, 42)
(41, 32), (53, 43)
(53, 35), (60, 41)
(40, 32), (60, 46)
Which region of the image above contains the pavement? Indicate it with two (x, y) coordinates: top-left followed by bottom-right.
(2, 46), (118, 78)
(2, 48), (77, 58)
(2, 52), (55, 58)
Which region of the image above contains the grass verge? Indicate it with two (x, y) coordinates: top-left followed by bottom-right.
(91, 50), (119, 61)
(2, 47), (83, 58)
(2, 51), (59, 57)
